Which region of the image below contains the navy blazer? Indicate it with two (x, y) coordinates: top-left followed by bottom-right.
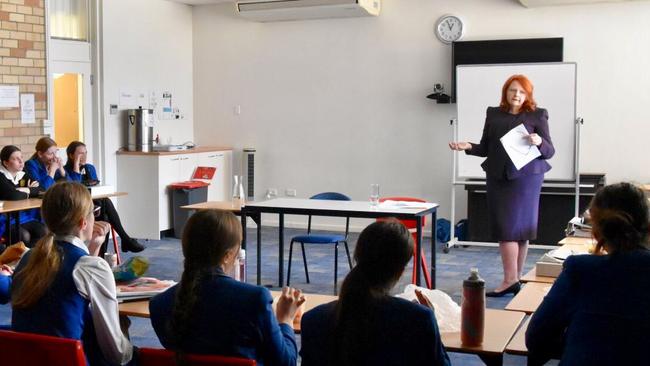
(526, 249), (650, 365)
(300, 297), (450, 366)
(467, 107), (555, 180)
(149, 269), (297, 366)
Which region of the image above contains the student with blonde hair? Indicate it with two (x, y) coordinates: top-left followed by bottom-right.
(11, 181), (135, 366)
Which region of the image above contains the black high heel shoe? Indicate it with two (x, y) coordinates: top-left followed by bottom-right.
(486, 282), (521, 297)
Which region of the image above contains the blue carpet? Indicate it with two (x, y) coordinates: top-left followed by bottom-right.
(0, 227), (559, 365)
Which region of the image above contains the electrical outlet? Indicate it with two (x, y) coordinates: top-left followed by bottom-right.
(266, 188), (278, 199)
(285, 188), (297, 197)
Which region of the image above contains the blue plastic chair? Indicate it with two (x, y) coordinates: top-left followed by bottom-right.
(287, 192), (352, 293)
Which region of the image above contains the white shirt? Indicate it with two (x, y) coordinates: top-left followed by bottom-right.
(0, 164), (25, 185)
(59, 235), (134, 365)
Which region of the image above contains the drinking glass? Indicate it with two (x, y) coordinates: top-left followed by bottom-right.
(370, 183), (380, 206)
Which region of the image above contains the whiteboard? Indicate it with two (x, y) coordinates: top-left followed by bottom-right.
(456, 63), (577, 181)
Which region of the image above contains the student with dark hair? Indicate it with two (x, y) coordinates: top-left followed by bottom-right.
(24, 136), (68, 189)
(0, 145), (46, 247)
(300, 220), (450, 366)
(149, 210), (304, 366)
(11, 181), (135, 366)
(64, 141), (144, 253)
(527, 182), (650, 365)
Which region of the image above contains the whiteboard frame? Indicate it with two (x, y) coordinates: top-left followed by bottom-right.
(455, 62), (578, 181)
(446, 62), (582, 250)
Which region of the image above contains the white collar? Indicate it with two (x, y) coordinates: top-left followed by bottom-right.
(0, 165), (24, 185)
(54, 235), (89, 255)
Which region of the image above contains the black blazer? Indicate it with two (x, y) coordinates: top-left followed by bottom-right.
(466, 106), (555, 180)
(0, 170), (43, 200)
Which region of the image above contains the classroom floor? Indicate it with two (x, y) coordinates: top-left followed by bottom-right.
(0, 227), (559, 366)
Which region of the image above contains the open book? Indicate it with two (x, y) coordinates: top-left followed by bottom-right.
(116, 277), (176, 302)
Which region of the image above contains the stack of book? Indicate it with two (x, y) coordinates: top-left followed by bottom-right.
(116, 277), (175, 302)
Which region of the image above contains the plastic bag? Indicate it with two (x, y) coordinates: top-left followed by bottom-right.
(396, 284), (461, 333)
(113, 256), (149, 282)
(436, 218), (451, 243)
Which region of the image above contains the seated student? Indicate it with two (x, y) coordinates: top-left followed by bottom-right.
(24, 136), (68, 190)
(0, 145), (47, 247)
(300, 220), (451, 366)
(526, 182), (650, 366)
(11, 182), (135, 366)
(64, 141), (144, 253)
(149, 210), (304, 366)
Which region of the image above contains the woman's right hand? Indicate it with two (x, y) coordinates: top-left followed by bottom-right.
(275, 286), (306, 327)
(449, 142), (472, 151)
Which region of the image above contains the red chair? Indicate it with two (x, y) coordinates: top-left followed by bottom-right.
(138, 347), (256, 366)
(0, 330), (86, 366)
(378, 197), (432, 289)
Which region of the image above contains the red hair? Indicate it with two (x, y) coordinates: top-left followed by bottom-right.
(499, 74), (536, 113)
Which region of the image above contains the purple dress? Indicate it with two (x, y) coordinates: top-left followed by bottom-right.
(466, 107), (555, 241)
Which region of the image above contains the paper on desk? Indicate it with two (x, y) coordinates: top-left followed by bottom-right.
(500, 124), (541, 170)
(378, 200), (431, 209)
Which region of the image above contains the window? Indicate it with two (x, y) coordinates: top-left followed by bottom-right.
(49, 0), (88, 41)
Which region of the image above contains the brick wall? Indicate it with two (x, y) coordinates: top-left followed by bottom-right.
(0, 0), (46, 155)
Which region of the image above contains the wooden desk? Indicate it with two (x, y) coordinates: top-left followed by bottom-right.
(441, 309), (525, 366)
(505, 317), (530, 355)
(505, 282), (551, 314)
(558, 236), (595, 253)
(182, 201), (245, 211)
(0, 198), (42, 243)
(118, 290), (337, 334)
(93, 191), (128, 200)
(520, 268), (555, 284)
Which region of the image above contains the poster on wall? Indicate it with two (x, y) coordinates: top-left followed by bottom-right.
(20, 93), (35, 124)
(0, 85), (19, 108)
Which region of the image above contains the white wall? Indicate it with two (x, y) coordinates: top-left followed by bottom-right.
(101, 0), (194, 186)
(191, 0), (650, 229)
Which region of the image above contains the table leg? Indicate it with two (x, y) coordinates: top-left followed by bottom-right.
(431, 210), (437, 289)
(257, 215), (262, 286)
(278, 213), (285, 287)
(14, 212), (21, 244)
(241, 212), (247, 251)
(415, 216), (422, 286)
(4, 213), (11, 244)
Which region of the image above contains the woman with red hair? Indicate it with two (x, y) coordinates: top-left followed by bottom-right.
(449, 75), (555, 296)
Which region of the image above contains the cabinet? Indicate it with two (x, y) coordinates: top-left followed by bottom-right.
(464, 174), (605, 245)
(117, 147), (233, 240)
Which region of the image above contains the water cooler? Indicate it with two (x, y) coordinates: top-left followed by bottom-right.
(126, 108), (154, 152)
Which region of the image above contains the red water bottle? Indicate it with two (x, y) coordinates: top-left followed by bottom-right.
(461, 268), (485, 346)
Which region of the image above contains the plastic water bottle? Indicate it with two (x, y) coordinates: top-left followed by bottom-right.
(461, 268), (485, 346)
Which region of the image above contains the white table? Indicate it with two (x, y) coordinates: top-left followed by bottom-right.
(241, 198), (439, 288)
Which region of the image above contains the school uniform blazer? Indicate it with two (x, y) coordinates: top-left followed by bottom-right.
(24, 158), (68, 190)
(466, 107), (555, 180)
(149, 268), (297, 366)
(526, 249), (650, 365)
(0, 166), (43, 229)
(64, 162), (99, 183)
(300, 297), (451, 366)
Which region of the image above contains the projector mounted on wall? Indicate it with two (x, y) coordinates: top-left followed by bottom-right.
(236, 0), (381, 22)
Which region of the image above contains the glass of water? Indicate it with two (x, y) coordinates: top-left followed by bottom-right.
(370, 183), (380, 206)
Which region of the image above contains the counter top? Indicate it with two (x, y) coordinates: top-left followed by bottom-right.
(116, 146), (232, 156)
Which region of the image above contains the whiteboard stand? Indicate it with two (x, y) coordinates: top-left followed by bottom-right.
(445, 117), (583, 253)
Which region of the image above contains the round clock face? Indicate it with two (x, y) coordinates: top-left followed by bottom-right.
(435, 15), (464, 44)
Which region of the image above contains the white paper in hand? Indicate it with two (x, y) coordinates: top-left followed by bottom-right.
(499, 124), (541, 170)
